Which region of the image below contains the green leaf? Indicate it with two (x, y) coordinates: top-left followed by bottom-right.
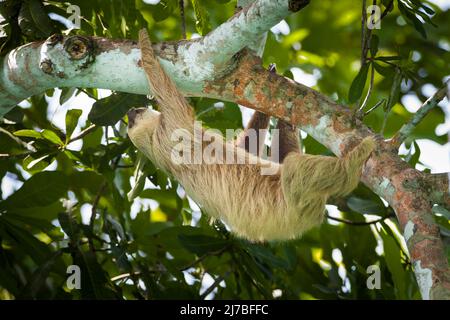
(65, 109), (83, 142)
(14, 129), (64, 146)
(127, 152), (148, 201)
(406, 141), (421, 166)
(385, 69), (402, 112)
(178, 234), (229, 255)
(27, 0), (54, 36)
(88, 93), (148, 126)
(59, 87), (77, 105)
(0, 216), (54, 265)
(398, 1), (427, 38)
(370, 35), (379, 57)
(18, 251), (63, 299)
(0, 171), (68, 209)
(433, 206), (450, 220)
(26, 153), (51, 170)
(243, 243), (288, 269)
(191, 0), (212, 35)
(71, 248), (119, 299)
(347, 197), (386, 215)
(14, 129), (42, 139)
(374, 56), (401, 62)
(348, 63), (370, 103)
(147, 0), (177, 22)
(373, 62), (394, 77)
(379, 224), (408, 299)
(58, 212), (81, 241)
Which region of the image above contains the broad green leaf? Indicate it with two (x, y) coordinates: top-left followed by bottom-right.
(41, 129), (64, 146)
(433, 206), (450, 220)
(347, 197), (386, 215)
(59, 87), (77, 105)
(18, 251), (63, 299)
(373, 62), (394, 77)
(58, 212), (81, 241)
(374, 56), (401, 62)
(406, 141), (421, 166)
(71, 248), (119, 299)
(145, 0), (177, 22)
(14, 129), (64, 146)
(178, 234), (229, 255)
(191, 0), (212, 35)
(127, 152), (148, 201)
(243, 243), (288, 269)
(0, 171), (68, 209)
(88, 93), (148, 126)
(370, 35), (379, 57)
(14, 129), (42, 139)
(348, 63), (370, 103)
(398, 1), (427, 38)
(379, 224), (408, 299)
(385, 70), (402, 112)
(65, 109), (83, 142)
(26, 153), (51, 169)
(0, 216), (54, 265)
(23, 154), (53, 173)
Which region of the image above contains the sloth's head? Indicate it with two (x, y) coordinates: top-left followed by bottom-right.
(127, 107), (160, 152)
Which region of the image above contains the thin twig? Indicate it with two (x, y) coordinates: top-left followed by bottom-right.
(67, 124), (97, 144)
(199, 271), (230, 300)
(326, 213), (395, 226)
(391, 82), (448, 146)
(179, 0), (186, 39)
(0, 127), (37, 152)
(379, 0), (394, 21)
(180, 245), (231, 271)
(361, 0), (367, 66)
(364, 99), (386, 116)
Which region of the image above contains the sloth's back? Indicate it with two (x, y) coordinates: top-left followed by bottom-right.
(176, 158), (311, 242)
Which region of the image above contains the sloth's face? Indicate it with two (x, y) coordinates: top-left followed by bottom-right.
(127, 107), (160, 153)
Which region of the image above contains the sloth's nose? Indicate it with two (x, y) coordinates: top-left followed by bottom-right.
(128, 108), (146, 129)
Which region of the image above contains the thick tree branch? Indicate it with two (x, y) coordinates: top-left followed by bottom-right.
(203, 52), (450, 299)
(0, 0), (448, 299)
(391, 82), (449, 147)
(391, 82), (448, 147)
(0, 0), (308, 115)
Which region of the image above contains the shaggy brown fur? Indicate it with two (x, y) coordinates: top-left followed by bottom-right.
(127, 29), (375, 242)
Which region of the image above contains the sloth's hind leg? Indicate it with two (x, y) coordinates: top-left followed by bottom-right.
(281, 137), (375, 204)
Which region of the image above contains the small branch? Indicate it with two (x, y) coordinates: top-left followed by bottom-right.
(67, 124), (97, 144)
(360, 0), (367, 66)
(391, 83), (448, 147)
(364, 99), (385, 116)
(0, 127), (37, 152)
(180, 245), (230, 271)
(179, 0), (187, 39)
(199, 271), (230, 300)
(111, 272), (142, 282)
(326, 213), (395, 226)
(380, 0), (394, 21)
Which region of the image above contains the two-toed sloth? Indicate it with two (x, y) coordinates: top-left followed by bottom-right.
(127, 29), (375, 242)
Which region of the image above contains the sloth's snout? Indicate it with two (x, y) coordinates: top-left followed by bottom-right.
(127, 108), (146, 129)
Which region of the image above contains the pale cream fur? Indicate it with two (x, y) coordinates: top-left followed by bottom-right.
(127, 29), (375, 242)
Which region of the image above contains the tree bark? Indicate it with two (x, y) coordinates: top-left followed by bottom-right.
(0, 0), (448, 299)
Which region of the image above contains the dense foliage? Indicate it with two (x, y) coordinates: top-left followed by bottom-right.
(0, 0), (448, 299)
